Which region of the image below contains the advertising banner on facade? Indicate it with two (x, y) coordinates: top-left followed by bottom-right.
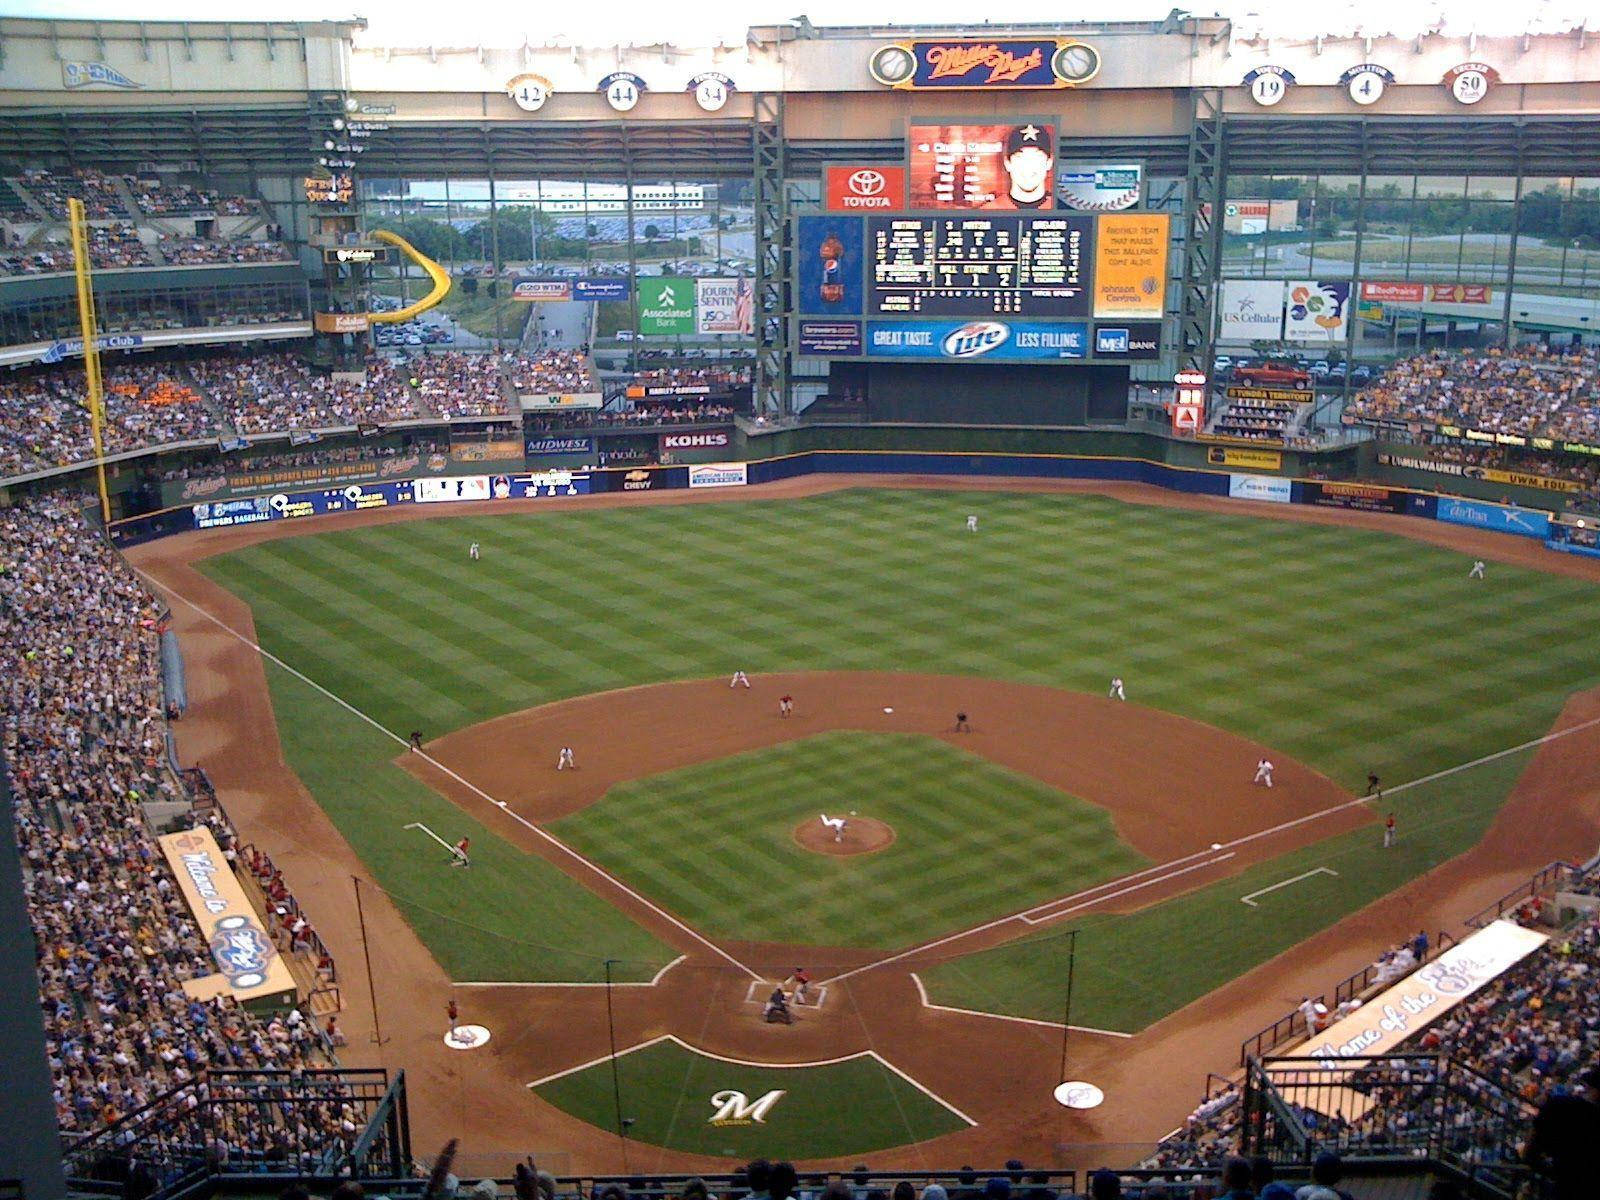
(1283, 280), (1352, 343)
(526, 436), (596, 456)
(1436, 496), (1551, 539)
(1303, 481), (1410, 513)
(313, 312), (371, 333)
(1360, 281), (1425, 303)
(797, 216), (865, 317)
(869, 39), (1100, 91)
(688, 462), (748, 488)
(824, 165), (907, 211)
(695, 277), (754, 335)
(907, 122), (1057, 211)
(1206, 446), (1282, 471)
(520, 391), (604, 410)
(159, 828), (299, 1007)
(637, 277), (696, 335)
(661, 430), (732, 451)
(1430, 284), (1493, 304)
(1091, 214), (1169, 319)
(798, 320), (863, 355)
(1056, 163), (1142, 212)
(1218, 279), (1286, 340)
(573, 278), (631, 301)
(866, 319), (1087, 361)
(1227, 474), (1293, 503)
(512, 280), (573, 302)
(1092, 322), (1162, 359)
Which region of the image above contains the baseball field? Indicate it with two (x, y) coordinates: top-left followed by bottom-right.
(138, 479), (1600, 1165)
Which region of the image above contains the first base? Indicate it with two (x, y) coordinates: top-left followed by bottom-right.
(883, 707), (894, 713)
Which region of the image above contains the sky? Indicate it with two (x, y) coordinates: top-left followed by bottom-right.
(5, 0), (1598, 49)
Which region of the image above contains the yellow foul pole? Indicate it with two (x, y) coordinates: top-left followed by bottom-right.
(67, 197), (111, 524)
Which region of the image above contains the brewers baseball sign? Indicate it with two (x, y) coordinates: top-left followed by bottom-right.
(869, 38), (1100, 89)
(825, 165), (907, 211)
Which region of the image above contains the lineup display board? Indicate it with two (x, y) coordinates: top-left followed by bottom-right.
(868, 214), (1091, 317)
(797, 210), (1168, 363)
(907, 122), (1056, 210)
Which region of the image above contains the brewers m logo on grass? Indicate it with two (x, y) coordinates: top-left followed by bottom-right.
(707, 1089), (786, 1126)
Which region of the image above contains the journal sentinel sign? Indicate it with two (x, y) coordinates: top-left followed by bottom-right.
(867, 320), (1087, 361)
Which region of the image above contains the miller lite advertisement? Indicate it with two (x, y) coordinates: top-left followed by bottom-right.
(908, 122), (1056, 210)
(825, 165), (907, 211)
(796, 215), (864, 316)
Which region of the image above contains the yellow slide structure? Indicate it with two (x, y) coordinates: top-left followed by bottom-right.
(366, 229), (452, 324)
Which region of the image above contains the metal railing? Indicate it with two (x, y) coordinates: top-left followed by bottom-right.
(1238, 930), (1454, 1066)
(1463, 861), (1579, 929)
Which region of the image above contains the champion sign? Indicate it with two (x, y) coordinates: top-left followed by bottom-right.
(824, 165), (907, 211)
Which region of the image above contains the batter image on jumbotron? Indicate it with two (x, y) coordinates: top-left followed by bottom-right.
(908, 121), (1057, 209)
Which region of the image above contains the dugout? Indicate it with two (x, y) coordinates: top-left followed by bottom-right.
(828, 362), (1130, 426)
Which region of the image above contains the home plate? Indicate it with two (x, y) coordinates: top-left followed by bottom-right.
(883, 707), (894, 714)
(444, 1024), (491, 1050)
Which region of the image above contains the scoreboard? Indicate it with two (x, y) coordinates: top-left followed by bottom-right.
(868, 214), (1091, 318)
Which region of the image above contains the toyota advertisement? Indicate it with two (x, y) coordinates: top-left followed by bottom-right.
(825, 165), (907, 211)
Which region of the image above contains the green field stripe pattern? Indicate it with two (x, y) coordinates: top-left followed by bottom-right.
(197, 489), (1600, 993)
(549, 732), (1148, 948)
(254, 654), (677, 982)
(532, 1037), (968, 1158)
(919, 747), (1536, 1032)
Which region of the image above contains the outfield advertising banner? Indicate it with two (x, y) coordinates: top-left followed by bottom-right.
(866, 319), (1087, 360)
(824, 165), (907, 211)
(695, 277), (754, 335)
(660, 431), (731, 451)
(1284, 280), (1352, 343)
(1303, 481), (1410, 513)
(1435, 496), (1551, 539)
(1091, 214), (1169, 319)
(1092, 322), (1161, 359)
(797, 216), (865, 317)
(512, 280), (572, 302)
(1206, 446), (1282, 471)
(1057, 163), (1142, 212)
(688, 462), (748, 488)
(637, 277), (697, 335)
(798, 320), (863, 355)
(1228, 474), (1293, 504)
(520, 391), (604, 410)
(1218, 279), (1286, 340)
(173, 451), (432, 504)
(1376, 451), (1581, 494)
(573, 278), (631, 301)
(526, 435), (595, 456)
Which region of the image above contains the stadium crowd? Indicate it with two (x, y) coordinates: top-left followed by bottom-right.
(11, 166), (256, 221)
(1146, 880), (1600, 1181)
(188, 349), (421, 432)
(1350, 345), (1600, 446)
(507, 348), (596, 395)
(408, 351), (514, 418)
(155, 236), (295, 266)
(0, 360), (217, 477)
(0, 499), (331, 1136)
(2, 221), (154, 274)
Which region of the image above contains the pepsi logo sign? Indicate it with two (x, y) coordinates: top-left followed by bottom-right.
(941, 321), (1010, 358)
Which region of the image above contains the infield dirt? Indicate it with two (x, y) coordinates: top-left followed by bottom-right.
(127, 474), (1600, 1174)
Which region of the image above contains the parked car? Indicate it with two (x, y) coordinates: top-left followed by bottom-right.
(1349, 364), (1374, 386)
(1232, 359), (1311, 390)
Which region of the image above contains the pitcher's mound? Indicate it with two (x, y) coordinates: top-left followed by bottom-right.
(794, 816), (895, 857)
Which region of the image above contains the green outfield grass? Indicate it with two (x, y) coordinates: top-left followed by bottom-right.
(548, 731), (1148, 948)
(530, 1036), (969, 1158)
(197, 488), (1600, 1002)
(919, 747), (1535, 1032)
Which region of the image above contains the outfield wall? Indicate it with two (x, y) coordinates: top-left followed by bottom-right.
(122, 443), (1600, 564)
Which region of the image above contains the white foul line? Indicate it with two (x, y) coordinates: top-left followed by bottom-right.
(822, 704), (1600, 987)
(139, 568), (764, 983)
(402, 821), (455, 852)
(1240, 867), (1339, 908)
(456, 954), (687, 989)
(909, 972), (1133, 1038)
(1020, 853), (1237, 924)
